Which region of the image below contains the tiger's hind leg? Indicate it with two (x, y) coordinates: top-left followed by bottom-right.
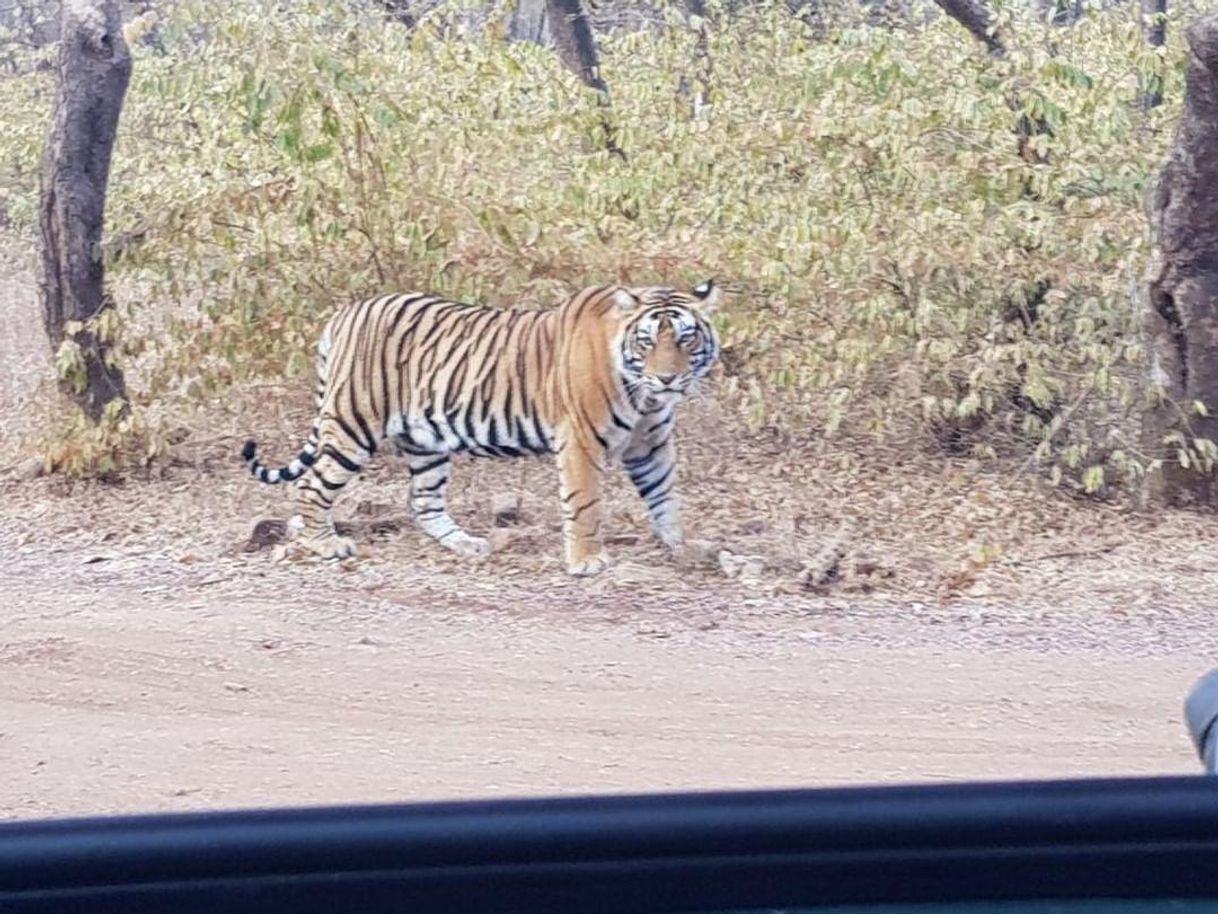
(291, 419), (367, 560)
(407, 455), (489, 558)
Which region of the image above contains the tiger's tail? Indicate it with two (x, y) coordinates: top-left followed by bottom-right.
(243, 323), (334, 484)
(241, 421), (321, 484)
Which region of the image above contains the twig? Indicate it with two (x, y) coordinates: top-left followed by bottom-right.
(1014, 379), (1096, 480)
(1003, 544), (1117, 566)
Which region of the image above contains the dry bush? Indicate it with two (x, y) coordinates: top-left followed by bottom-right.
(0, 0), (1189, 486)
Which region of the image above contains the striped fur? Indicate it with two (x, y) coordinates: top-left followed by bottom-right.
(241, 280), (721, 575)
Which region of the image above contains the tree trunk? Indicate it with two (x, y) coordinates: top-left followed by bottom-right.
(544, 0), (607, 92)
(537, 0), (624, 159)
(931, 0), (1006, 55)
(680, 0), (713, 115)
(1040, 0), (1083, 26)
(374, 0), (416, 28)
(510, 0), (607, 93)
(1142, 15), (1218, 506)
(509, 0), (549, 44)
(38, 0), (132, 422)
(1140, 0), (1168, 110)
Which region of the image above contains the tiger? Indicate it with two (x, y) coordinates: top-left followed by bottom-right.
(240, 279), (721, 576)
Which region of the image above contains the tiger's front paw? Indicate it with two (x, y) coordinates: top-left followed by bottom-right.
(442, 531), (490, 558)
(566, 552), (610, 577)
(301, 533), (358, 561)
(655, 524), (684, 550)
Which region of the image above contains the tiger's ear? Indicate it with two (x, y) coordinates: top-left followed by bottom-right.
(611, 287), (641, 315)
(691, 279), (720, 314)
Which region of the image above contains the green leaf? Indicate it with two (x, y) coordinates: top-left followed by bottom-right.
(301, 143), (334, 163)
(1082, 465), (1104, 494)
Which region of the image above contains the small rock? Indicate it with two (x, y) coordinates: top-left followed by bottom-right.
(223, 682), (250, 693)
(605, 532), (642, 546)
(487, 528), (515, 552)
(244, 518), (287, 552)
(18, 457), (44, 480)
(672, 539), (720, 570)
(491, 493), (522, 527)
(719, 550), (766, 583)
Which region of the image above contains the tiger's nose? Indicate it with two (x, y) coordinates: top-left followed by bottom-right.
(655, 373), (677, 385)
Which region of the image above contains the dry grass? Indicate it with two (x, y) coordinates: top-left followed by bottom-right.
(5, 374), (1218, 623)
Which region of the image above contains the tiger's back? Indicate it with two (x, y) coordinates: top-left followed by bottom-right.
(319, 293), (561, 462)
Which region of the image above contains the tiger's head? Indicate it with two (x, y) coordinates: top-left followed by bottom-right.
(613, 280), (722, 407)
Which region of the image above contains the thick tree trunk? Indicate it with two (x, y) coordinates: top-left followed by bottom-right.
(38, 0), (132, 421)
(1143, 15), (1218, 506)
(1140, 0), (1168, 110)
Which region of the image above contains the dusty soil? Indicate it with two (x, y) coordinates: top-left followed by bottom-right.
(2, 259), (1217, 821)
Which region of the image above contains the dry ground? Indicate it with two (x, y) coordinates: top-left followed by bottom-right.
(3, 263), (1218, 821)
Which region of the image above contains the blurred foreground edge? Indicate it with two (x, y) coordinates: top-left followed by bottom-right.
(2, 777), (1218, 914)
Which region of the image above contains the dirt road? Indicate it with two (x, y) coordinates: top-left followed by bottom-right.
(0, 514), (1209, 820)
